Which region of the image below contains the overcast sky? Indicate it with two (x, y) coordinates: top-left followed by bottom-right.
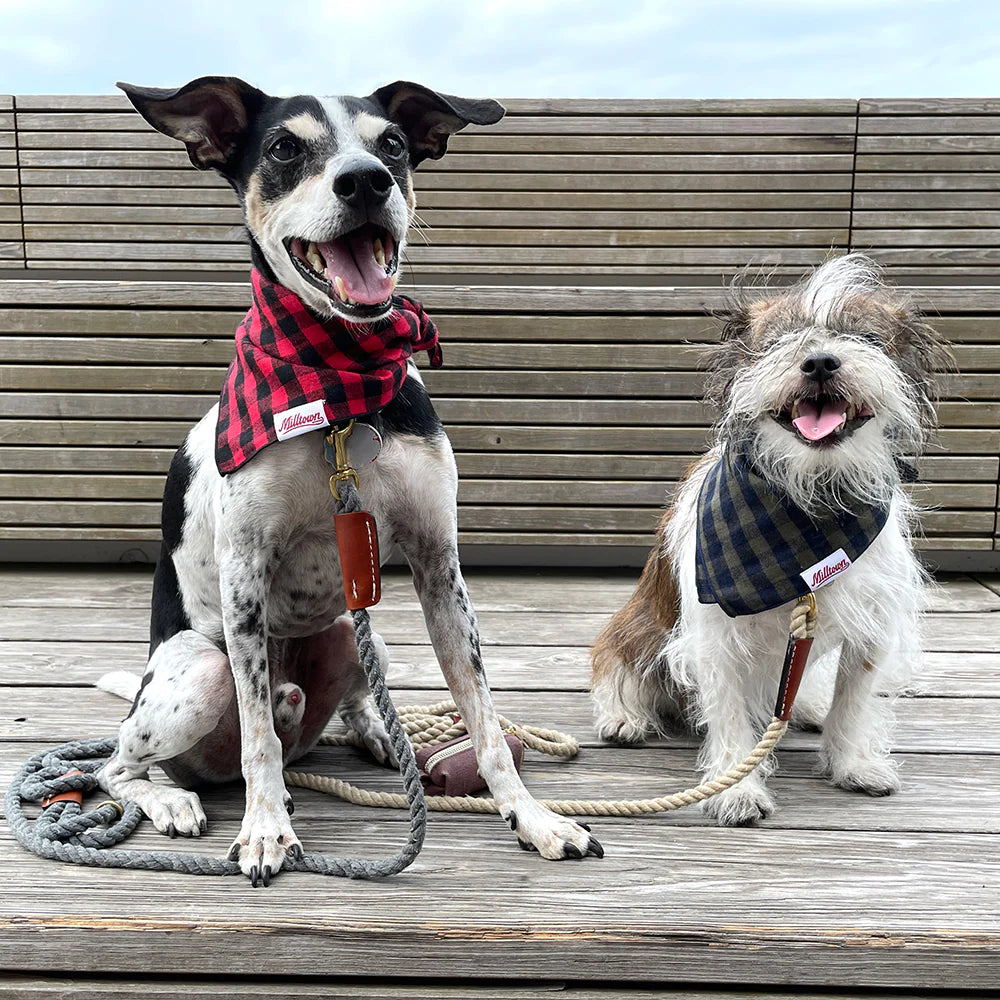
(1, 0), (997, 100)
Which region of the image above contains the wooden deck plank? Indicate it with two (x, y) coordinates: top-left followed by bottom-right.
(2, 641), (996, 697)
(0, 567), (995, 612)
(3, 740), (999, 835)
(0, 979), (987, 1000)
(2, 823), (999, 986)
(1, 603), (998, 649)
(3, 686), (998, 755)
(0, 978), (571, 1000)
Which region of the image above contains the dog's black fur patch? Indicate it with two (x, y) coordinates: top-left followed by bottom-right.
(149, 444), (194, 656)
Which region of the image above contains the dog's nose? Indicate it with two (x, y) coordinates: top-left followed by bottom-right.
(333, 164), (394, 212)
(800, 352), (842, 381)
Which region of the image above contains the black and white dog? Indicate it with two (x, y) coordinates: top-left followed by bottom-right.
(96, 76), (602, 884)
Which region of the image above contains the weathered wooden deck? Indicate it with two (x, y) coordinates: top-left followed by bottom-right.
(1, 565), (999, 998)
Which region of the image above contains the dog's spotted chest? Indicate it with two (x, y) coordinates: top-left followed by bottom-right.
(266, 530), (347, 638)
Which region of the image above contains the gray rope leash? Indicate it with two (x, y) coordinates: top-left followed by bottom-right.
(5, 478), (427, 880)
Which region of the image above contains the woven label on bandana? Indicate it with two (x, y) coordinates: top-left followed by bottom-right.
(800, 548), (852, 591)
(274, 400), (330, 441)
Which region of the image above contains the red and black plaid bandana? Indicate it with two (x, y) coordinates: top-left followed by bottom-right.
(215, 269), (443, 475)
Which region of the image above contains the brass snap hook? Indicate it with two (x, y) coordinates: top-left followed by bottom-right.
(326, 420), (361, 501)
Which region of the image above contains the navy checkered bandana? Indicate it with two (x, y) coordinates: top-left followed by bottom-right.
(695, 450), (890, 618)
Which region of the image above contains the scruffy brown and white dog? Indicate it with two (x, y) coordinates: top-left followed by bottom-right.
(591, 254), (950, 827)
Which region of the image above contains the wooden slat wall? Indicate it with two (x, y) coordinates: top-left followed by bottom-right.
(13, 95), (855, 279)
(0, 97), (998, 559)
(0, 281), (994, 552)
(854, 99), (1000, 278)
(0, 97), (22, 267)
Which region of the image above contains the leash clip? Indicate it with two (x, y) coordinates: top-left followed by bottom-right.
(325, 420), (361, 502)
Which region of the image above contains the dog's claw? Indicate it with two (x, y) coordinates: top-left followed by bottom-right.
(165, 822), (176, 839)
(284, 793), (294, 816)
(562, 842), (584, 860)
(506, 811), (518, 831)
(586, 837), (605, 858)
(250, 865), (260, 888)
(227, 842), (241, 862)
(198, 818), (208, 835)
(261, 865), (272, 887)
(517, 838), (537, 853)
(288, 843), (304, 862)
(578, 822), (591, 832)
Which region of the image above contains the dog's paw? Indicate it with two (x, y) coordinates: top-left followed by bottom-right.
(503, 801), (604, 861)
(144, 785), (208, 838)
(703, 783), (776, 827)
(342, 703), (398, 768)
(358, 716), (398, 768)
(823, 754), (900, 797)
(594, 714), (650, 745)
(228, 812), (303, 887)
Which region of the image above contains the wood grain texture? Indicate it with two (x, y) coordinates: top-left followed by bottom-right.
(5, 98), (1000, 555)
(1, 559), (999, 988)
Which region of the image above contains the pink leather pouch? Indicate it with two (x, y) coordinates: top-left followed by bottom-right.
(415, 734), (524, 796)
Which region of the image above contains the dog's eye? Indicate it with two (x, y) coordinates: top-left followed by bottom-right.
(268, 137), (302, 162)
(380, 133), (405, 159)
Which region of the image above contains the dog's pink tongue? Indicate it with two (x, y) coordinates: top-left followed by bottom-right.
(792, 398), (849, 441)
(318, 233), (392, 306)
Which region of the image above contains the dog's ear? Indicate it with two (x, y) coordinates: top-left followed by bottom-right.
(370, 82), (505, 167)
(887, 303), (954, 432)
(117, 76), (265, 172)
(704, 299), (754, 410)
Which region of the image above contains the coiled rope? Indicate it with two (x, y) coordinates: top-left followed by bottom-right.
(287, 595), (817, 817)
(5, 478), (427, 879)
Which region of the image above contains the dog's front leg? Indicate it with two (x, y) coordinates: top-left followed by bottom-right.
(387, 444), (601, 860)
(218, 530), (301, 885)
(692, 643), (778, 827)
(410, 547), (601, 859)
(819, 643), (900, 796)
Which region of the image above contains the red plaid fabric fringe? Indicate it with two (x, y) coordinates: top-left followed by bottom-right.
(215, 269), (442, 475)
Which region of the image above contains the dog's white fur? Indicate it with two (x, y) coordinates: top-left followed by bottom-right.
(592, 254), (948, 826)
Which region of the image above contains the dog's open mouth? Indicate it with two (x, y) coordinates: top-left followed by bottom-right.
(772, 394), (874, 446)
(284, 224), (399, 319)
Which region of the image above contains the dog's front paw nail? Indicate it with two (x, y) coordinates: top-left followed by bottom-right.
(232, 814), (301, 885)
(284, 792), (294, 815)
(705, 785), (776, 828)
(827, 757), (900, 797)
(508, 803), (603, 861)
(146, 786), (207, 839)
(596, 717), (650, 745)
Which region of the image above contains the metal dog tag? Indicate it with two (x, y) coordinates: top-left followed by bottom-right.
(346, 422), (382, 466)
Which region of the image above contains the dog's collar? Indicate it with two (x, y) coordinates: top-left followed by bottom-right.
(694, 449), (890, 617)
(215, 269), (442, 476)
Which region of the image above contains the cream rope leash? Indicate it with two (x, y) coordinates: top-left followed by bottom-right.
(285, 594), (818, 818)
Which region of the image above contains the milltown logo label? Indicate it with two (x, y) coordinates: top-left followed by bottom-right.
(800, 547), (852, 592)
(274, 400), (330, 441)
